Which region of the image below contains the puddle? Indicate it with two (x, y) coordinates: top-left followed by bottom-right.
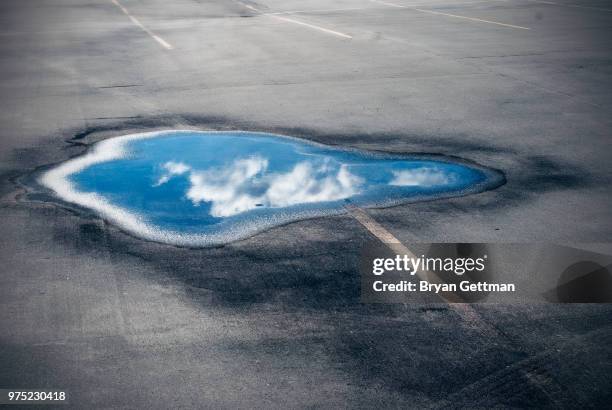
(40, 130), (503, 246)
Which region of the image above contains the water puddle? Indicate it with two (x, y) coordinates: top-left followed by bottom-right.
(40, 130), (503, 246)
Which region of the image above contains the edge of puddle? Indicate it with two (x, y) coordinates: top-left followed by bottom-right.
(15, 128), (507, 248)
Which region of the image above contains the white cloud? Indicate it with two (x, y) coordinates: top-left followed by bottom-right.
(186, 157), (269, 217)
(389, 167), (454, 187)
(154, 161), (191, 186)
(158, 156), (363, 218)
(266, 162), (362, 208)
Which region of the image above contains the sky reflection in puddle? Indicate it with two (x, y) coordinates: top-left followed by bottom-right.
(41, 131), (503, 246)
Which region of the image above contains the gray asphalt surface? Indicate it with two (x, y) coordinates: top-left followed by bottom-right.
(1, 0), (611, 408)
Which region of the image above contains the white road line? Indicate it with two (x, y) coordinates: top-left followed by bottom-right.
(263, 1), (510, 16)
(347, 206), (410, 245)
(525, 0), (612, 12)
(412, 7), (530, 29)
(350, 209), (561, 399)
(268, 7), (372, 15)
(111, 0), (173, 50)
(371, 0), (531, 30)
(346, 206), (464, 301)
(270, 15), (353, 39)
(244, 4), (352, 39)
(389, 0), (510, 6)
(346, 205), (503, 335)
(350, 205), (559, 397)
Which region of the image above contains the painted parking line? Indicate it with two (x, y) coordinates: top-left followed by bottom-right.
(110, 0), (173, 50)
(268, 7), (373, 16)
(346, 205), (507, 336)
(347, 205), (567, 400)
(371, 0), (531, 30)
(346, 205), (466, 302)
(244, 4), (352, 39)
(265, 1), (510, 16)
(525, 0), (612, 12)
(385, 0), (511, 6)
(270, 15), (353, 39)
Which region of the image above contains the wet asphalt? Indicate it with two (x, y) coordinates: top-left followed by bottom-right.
(0, 0), (611, 408)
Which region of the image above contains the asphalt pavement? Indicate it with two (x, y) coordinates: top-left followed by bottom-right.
(0, 0), (611, 408)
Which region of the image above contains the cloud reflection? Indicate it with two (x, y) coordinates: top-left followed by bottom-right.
(389, 167), (455, 187)
(154, 161), (190, 186)
(155, 157), (363, 217)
